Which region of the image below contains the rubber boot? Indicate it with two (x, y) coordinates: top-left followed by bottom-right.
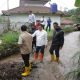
(29, 63), (32, 70)
(21, 67), (30, 77)
(39, 53), (43, 62)
(50, 54), (54, 62)
(56, 57), (60, 63)
(54, 54), (56, 61)
(34, 53), (38, 60)
(50, 54), (56, 62)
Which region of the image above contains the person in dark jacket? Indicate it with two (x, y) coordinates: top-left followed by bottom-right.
(46, 17), (51, 31)
(49, 22), (64, 63)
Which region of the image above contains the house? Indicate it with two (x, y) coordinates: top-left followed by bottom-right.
(61, 18), (74, 27)
(2, 0), (64, 30)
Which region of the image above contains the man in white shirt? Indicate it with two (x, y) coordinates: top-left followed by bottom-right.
(28, 11), (36, 33)
(32, 23), (48, 62)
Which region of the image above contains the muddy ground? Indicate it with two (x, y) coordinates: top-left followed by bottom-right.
(0, 31), (80, 80)
(0, 61), (65, 80)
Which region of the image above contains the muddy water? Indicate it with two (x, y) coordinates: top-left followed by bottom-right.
(59, 31), (80, 74)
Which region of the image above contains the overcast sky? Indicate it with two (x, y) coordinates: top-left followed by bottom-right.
(0, 0), (76, 13)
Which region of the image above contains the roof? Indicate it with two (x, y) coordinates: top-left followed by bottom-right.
(61, 19), (74, 25)
(20, 0), (49, 6)
(2, 6), (64, 16)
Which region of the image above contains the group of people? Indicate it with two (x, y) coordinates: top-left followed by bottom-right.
(28, 11), (52, 32)
(40, 16), (52, 31)
(18, 11), (64, 77)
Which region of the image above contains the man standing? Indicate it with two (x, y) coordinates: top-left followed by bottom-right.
(28, 11), (36, 33)
(46, 17), (52, 31)
(40, 16), (45, 29)
(49, 22), (64, 63)
(18, 25), (32, 76)
(32, 23), (48, 62)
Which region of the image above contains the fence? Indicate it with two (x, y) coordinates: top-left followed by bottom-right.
(10, 22), (31, 32)
(0, 22), (30, 34)
(0, 23), (8, 34)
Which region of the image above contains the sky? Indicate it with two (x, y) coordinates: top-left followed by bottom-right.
(0, 0), (76, 13)
(45, 0), (76, 11)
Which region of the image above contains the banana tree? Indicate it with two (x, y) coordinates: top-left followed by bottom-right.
(75, 0), (80, 7)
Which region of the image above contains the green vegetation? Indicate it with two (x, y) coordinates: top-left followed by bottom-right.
(47, 30), (53, 41)
(0, 31), (19, 43)
(62, 26), (75, 33)
(68, 8), (80, 23)
(75, 0), (80, 7)
(0, 31), (19, 59)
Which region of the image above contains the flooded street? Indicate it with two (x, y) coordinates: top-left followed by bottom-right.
(0, 31), (80, 80)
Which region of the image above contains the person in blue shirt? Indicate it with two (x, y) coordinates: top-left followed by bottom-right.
(46, 17), (52, 31)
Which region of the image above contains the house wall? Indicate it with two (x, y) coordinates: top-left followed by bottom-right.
(9, 14), (61, 31)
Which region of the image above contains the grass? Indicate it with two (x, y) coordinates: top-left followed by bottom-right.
(47, 30), (53, 41)
(0, 31), (19, 44)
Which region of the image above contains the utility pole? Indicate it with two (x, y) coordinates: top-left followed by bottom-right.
(7, 0), (10, 30)
(7, 0), (9, 10)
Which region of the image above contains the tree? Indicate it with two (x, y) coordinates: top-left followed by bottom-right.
(75, 0), (80, 7)
(67, 8), (80, 23)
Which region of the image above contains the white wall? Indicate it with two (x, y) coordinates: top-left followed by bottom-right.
(0, 23), (8, 34)
(9, 14), (61, 30)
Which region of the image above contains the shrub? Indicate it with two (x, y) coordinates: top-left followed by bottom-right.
(62, 26), (75, 33)
(0, 31), (19, 43)
(0, 31), (20, 59)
